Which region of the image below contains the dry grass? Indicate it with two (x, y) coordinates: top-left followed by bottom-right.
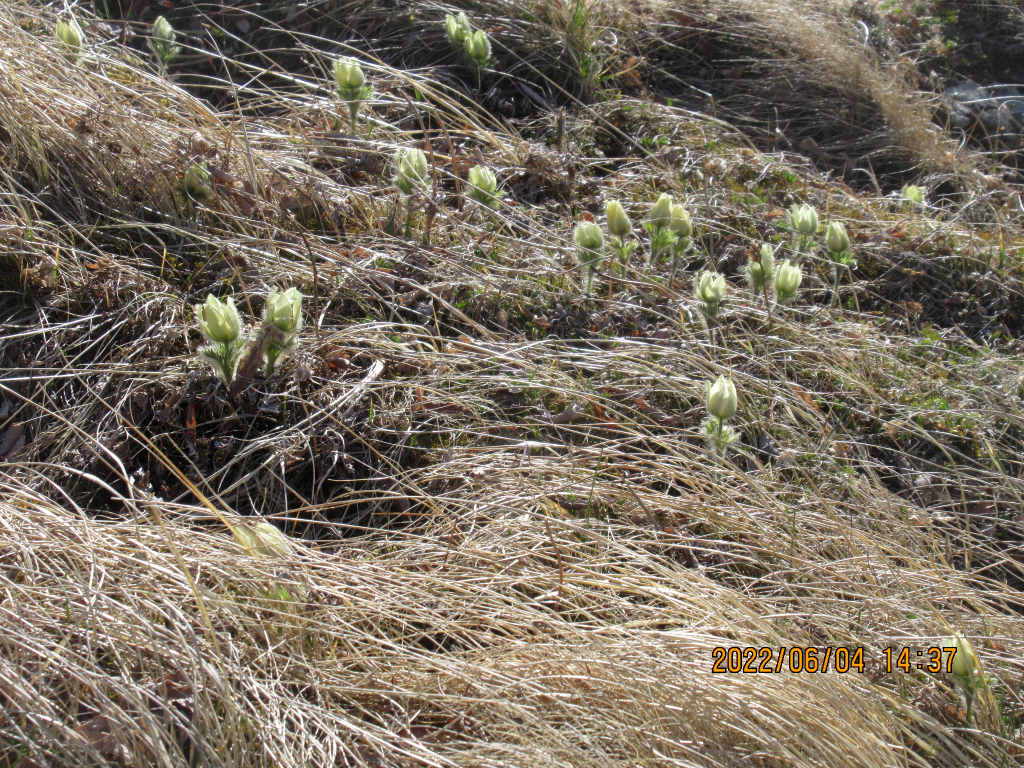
(2, 1), (1024, 766)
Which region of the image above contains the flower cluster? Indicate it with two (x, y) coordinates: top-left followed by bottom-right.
(194, 288), (304, 385)
(445, 12), (492, 72)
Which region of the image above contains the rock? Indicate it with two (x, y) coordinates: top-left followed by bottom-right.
(940, 80), (1024, 152)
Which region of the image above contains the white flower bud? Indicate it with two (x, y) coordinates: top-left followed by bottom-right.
(55, 18), (84, 57)
(902, 184), (925, 204)
(706, 375), (738, 420)
(464, 30), (491, 66)
(605, 201), (632, 238)
(825, 221), (850, 254)
(467, 165), (500, 207)
(774, 260), (803, 304)
(573, 221), (604, 251)
(648, 194), (673, 229)
(196, 295), (242, 345)
(669, 203), (692, 238)
(943, 634), (979, 680)
(265, 287), (303, 335)
(789, 204), (818, 236)
(150, 16), (180, 64)
(445, 12), (473, 45)
(395, 147), (429, 195)
(333, 60), (365, 92)
(695, 270), (726, 305)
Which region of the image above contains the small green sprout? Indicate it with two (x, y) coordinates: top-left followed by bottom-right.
(195, 295), (245, 384)
(183, 162), (212, 202)
(902, 184), (925, 205)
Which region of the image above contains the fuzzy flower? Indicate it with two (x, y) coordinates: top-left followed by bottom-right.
(55, 18), (84, 58)
(264, 287), (303, 374)
(334, 60), (365, 92)
(774, 260), (802, 305)
(695, 270), (726, 305)
(825, 221), (850, 254)
(902, 184), (925, 205)
(445, 12), (473, 46)
(150, 16), (180, 65)
(195, 295), (244, 383)
(943, 634), (979, 681)
(648, 194), (673, 230)
(605, 201), (632, 238)
(789, 204), (818, 236)
(395, 147), (429, 196)
(669, 203), (692, 238)
(467, 165), (501, 208)
(197, 294), (241, 345)
(574, 221), (604, 252)
(464, 30), (491, 68)
(574, 221), (605, 295)
(265, 287), (303, 335)
(706, 375), (738, 420)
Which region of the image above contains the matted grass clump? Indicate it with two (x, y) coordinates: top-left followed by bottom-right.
(1, 0), (1024, 766)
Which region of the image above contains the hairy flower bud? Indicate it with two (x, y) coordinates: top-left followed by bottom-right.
(196, 295), (242, 345)
(334, 60), (365, 92)
(464, 30), (491, 67)
(395, 147), (429, 195)
(467, 165), (499, 207)
(265, 287), (303, 336)
(825, 221), (850, 254)
(573, 221), (604, 252)
(902, 184), (925, 204)
(184, 162), (211, 201)
(150, 16), (180, 64)
(445, 12), (473, 45)
(774, 260), (803, 304)
(55, 18), (84, 57)
(669, 203), (692, 238)
(706, 375), (738, 420)
(789, 204), (818, 236)
(605, 201), (632, 238)
(695, 270), (726, 305)
(648, 194), (673, 229)
(943, 634), (979, 681)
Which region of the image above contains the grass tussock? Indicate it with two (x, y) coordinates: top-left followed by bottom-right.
(1, 0), (1024, 766)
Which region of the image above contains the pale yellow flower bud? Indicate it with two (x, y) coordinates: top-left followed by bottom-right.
(695, 270), (726, 305)
(196, 295), (242, 345)
(789, 204), (818, 235)
(573, 221), (604, 251)
(648, 194), (673, 229)
(669, 203), (692, 238)
(395, 147), (429, 195)
(706, 375), (738, 420)
(265, 287), (303, 335)
(774, 260), (803, 304)
(825, 221), (850, 254)
(605, 201), (632, 238)
(445, 13), (472, 45)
